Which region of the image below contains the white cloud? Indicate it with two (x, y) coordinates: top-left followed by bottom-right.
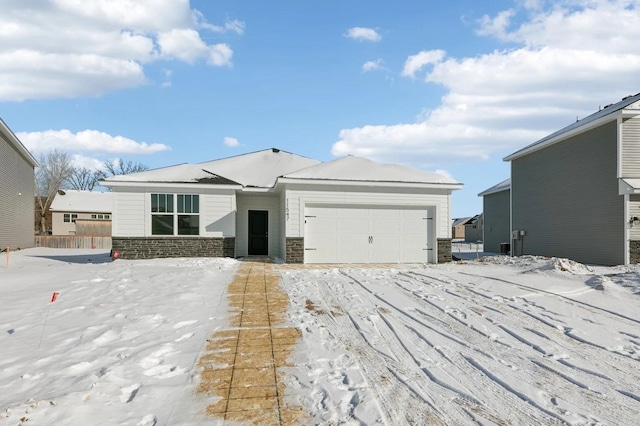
(401, 50), (446, 78)
(17, 129), (171, 155)
(223, 136), (240, 147)
(344, 27), (382, 42)
(71, 154), (107, 170)
(362, 59), (383, 72)
(334, 0), (640, 167)
(194, 12), (245, 35)
(0, 1), (242, 101)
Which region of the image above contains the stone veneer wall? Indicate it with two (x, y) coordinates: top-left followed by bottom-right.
(630, 240), (640, 264)
(112, 237), (235, 260)
(437, 238), (452, 263)
(285, 237), (304, 264)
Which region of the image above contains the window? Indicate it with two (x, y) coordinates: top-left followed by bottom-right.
(151, 194), (199, 235)
(64, 214), (78, 223)
(64, 214), (71, 223)
(177, 194), (199, 235)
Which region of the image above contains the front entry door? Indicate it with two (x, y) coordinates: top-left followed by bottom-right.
(248, 210), (268, 255)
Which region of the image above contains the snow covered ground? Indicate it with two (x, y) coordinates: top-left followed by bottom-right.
(2, 248), (640, 425)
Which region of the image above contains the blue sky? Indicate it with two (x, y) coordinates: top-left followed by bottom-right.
(2, 0), (640, 217)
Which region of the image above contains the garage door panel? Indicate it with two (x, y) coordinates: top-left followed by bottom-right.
(304, 205), (433, 264)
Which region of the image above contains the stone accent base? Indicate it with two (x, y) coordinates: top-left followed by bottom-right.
(286, 238), (304, 264)
(112, 237), (236, 260)
(437, 238), (453, 263)
(630, 240), (640, 264)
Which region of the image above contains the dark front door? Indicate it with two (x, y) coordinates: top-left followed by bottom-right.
(248, 210), (268, 255)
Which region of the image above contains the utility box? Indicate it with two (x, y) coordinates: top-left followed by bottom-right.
(500, 242), (510, 254)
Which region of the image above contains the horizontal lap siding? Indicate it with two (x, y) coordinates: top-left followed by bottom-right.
(483, 190), (511, 253)
(0, 137), (35, 249)
(622, 117), (640, 177)
(284, 185), (451, 239)
(113, 192), (145, 236)
(512, 121), (623, 265)
(201, 193), (235, 237)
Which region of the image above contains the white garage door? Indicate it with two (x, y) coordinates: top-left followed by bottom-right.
(303, 205), (433, 264)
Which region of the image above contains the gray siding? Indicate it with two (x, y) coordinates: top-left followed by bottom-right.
(622, 117), (640, 177)
(511, 121), (624, 265)
(0, 134), (35, 249)
(483, 190), (511, 253)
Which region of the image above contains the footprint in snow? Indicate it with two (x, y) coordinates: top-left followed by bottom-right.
(120, 383), (141, 403)
(137, 414), (157, 426)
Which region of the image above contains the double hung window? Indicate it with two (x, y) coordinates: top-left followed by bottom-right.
(151, 194), (199, 235)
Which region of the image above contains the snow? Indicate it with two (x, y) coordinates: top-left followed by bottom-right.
(103, 149), (320, 188)
(283, 155), (461, 185)
(50, 190), (113, 213)
(3, 248), (640, 425)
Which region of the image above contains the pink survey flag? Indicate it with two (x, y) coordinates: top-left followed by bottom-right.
(51, 292), (59, 303)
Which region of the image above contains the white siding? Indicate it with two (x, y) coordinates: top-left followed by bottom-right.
(201, 193), (235, 237)
(284, 184), (451, 239)
(622, 117), (640, 177)
(0, 134), (35, 249)
(112, 187), (236, 237)
(112, 191), (146, 236)
(236, 194), (282, 258)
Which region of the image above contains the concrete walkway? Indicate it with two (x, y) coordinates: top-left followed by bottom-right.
(196, 259), (306, 424)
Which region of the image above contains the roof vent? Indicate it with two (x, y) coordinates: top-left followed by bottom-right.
(622, 95), (633, 101)
(57, 189), (66, 195)
(272, 148), (280, 153)
(603, 103), (613, 109)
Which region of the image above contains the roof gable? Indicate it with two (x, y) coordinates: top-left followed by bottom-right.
(504, 93), (640, 161)
(282, 156), (460, 185)
(478, 178), (511, 197)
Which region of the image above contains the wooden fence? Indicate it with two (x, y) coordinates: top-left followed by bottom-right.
(75, 219), (112, 237)
(34, 236), (112, 249)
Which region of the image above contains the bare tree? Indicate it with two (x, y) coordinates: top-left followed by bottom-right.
(35, 149), (73, 234)
(103, 158), (149, 176)
(66, 167), (104, 191)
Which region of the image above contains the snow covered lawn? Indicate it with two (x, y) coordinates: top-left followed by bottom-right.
(2, 249), (640, 425)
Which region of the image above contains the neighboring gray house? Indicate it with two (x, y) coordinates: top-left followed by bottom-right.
(504, 93), (640, 265)
(464, 214), (483, 243)
(478, 179), (511, 253)
(102, 149), (463, 263)
(0, 119), (37, 250)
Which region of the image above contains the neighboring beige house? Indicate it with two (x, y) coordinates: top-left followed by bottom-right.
(102, 149), (463, 263)
(451, 217), (472, 239)
(50, 190), (113, 235)
(0, 119), (37, 250)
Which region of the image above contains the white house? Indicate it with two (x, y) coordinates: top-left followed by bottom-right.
(0, 118), (37, 250)
(49, 190), (113, 235)
(102, 149), (462, 263)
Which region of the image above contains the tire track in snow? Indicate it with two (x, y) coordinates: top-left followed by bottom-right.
(340, 270), (561, 425)
(403, 268), (640, 424)
(310, 278), (446, 425)
(366, 269), (640, 425)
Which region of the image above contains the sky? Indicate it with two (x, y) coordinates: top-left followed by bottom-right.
(2, 0), (640, 217)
